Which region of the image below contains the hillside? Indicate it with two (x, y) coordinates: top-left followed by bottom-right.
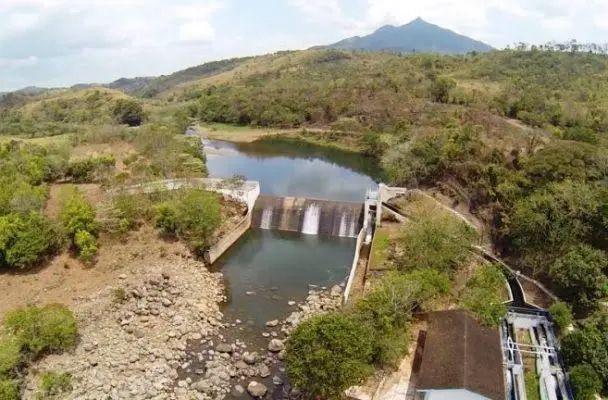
(315, 18), (494, 54)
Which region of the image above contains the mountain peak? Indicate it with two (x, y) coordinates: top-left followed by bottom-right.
(316, 18), (494, 54)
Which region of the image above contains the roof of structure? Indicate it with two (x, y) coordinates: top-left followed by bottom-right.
(416, 310), (506, 400)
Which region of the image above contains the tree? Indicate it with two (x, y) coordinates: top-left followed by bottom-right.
(548, 302), (573, 334)
(569, 364), (602, 400)
(430, 77), (456, 103)
(460, 264), (508, 327)
(549, 245), (608, 310)
(561, 323), (608, 386)
(354, 269), (449, 366)
(285, 313), (374, 399)
(112, 98), (144, 127)
(396, 211), (478, 274)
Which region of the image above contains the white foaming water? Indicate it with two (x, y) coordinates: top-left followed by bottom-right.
(338, 213), (348, 237)
(348, 217), (357, 238)
(260, 207), (273, 230)
(301, 204), (321, 235)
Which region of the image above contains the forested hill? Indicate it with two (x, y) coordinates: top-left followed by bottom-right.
(314, 18), (494, 54)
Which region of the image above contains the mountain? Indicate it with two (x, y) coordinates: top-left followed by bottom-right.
(316, 18), (494, 54)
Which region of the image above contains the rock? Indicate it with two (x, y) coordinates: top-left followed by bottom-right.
(268, 339), (284, 352)
(262, 332), (270, 338)
(287, 301), (296, 306)
(272, 376), (284, 386)
(235, 360), (249, 370)
(330, 284), (343, 297)
(265, 320), (279, 327)
(162, 272), (170, 280)
(119, 274), (127, 280)
(194, 380), (213, 394)
(232, 384), (246, 397)
(259, 365), (271, 378)
(161, 298), (173, 307)
(277, 350), (286, 361)
(245, 291), (256, 296)
(216, 343), (233, 354)
(247, 381), (268, 398)
(243, 352), (258, 365)
(191, 332), (202, 341)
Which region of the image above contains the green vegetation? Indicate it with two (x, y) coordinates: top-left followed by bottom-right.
(460, 265), (508, 327)
(4, 304), (78, 357)
(548, 302), (573, 334)
(285, 313), (374, 399)
(0, 336), (20, 376)
(59, 186), (98, 262)
(112, 98), (144, 127)
(525, 369), (540, 400)
(569, 364), (602, 400)
(39, 371), (73, 397)
(0, 379), (19, 400)
(152, 189), (221, 255)
(395, 208), (478, 274)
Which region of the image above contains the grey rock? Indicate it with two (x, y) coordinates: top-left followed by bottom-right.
(272, 376), (284, 386)
(216, 343), (233, 354)
(236, 360), (248, 370)
(265, 320), (279, 327)
(247, 381), (268, 398)
(287, 301), (296, 306)
(232, 384), (246, 397)
(194, 380), (213, 394)
(268, 339), (284, 352)
(259, 365), (271, 378)
(243, 352), (258, 365)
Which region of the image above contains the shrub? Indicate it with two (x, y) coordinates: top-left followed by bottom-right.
(152, 190), (221, 255)
(66, 155), (115, 183)
(285, 313), (374, 399)
(59, 186), (97, 239)
(112, 98), (144, 127)
(0, 379), (19, 400)
(4, 304), (78, 357)
(395, 211), (478, 274)
(0, 336), (21, 376)
(0, 212), (58, 269)
(430, 77), (456, 103)
(39, 371), (72, 396)
(569, 364), (602, 400)
(74, 230), (97, 263)
(548, 302), (573, 334)
(561, 324), (608, 385)
(460, 264), (508, 327)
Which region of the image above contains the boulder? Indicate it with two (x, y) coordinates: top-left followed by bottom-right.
(268, 339), (284, 352)
(232, 384), (246, 397)
(216, 343), (233, 354)
(265, 320), (279, 327)
(272, 376), (284, 386)
(247, 381), (268, 398)
(258, 365), (271, 378)
(243, 352), (258, 365)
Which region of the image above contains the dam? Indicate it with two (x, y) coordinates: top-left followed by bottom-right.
(252, 196), (363, 238)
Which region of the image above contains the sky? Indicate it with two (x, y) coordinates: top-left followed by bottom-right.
(2, 0), (608, 91)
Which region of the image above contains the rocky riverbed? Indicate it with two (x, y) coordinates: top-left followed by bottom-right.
(24, 254), (345, 400)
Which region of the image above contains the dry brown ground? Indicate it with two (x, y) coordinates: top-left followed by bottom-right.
(2, 189), (247, 321)
(0, 225), (190, 320)
(71, 142), (136, 171)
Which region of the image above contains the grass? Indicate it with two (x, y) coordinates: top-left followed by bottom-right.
(199, 123), (287, 142)
(370, 229), (391, 268)
(0, 134), (72, 146)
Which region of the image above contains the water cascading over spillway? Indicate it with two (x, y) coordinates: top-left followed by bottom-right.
(252, 196), (363, 238)
(260, 207), (273, 230)
(301, 204), (321, 235)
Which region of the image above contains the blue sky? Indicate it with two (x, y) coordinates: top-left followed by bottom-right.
(2, 0), (608, 91)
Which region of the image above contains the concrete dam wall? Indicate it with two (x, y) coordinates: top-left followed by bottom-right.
(252, 196), (364, 238)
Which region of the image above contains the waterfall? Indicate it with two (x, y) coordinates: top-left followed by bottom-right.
(338, 213), (348, 237)
(260, 207), (273, 230)
(301, 204), (321, 235)
(348, 217), (357, 238)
